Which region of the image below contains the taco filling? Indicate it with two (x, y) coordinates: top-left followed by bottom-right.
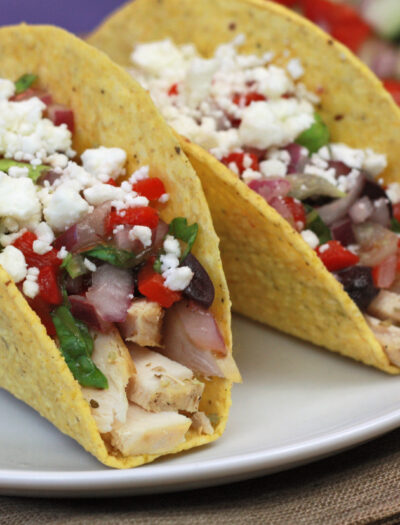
(0, 73), (238, 457)
(126, 35), (400, 366)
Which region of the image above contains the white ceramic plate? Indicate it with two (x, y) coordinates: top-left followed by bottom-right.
(2, 314), (400, 497)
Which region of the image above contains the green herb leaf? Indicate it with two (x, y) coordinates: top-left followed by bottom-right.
(51, 306), (108, 389)
(61, 253), (88, 278)
(391, 217), (400, 233)
(0, 158), (50, 183)
(82, 245), (137, 268)
(168, 217), (199, 260)
(304, 204), (332, 245)
(14, 73), (38, 94)
(296, 113), (330, 154)
(153, 258), (162, 274)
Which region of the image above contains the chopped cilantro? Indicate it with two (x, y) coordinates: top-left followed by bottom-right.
(14, 73), (37, 94)
(0, 158), (50, 183)
(391, 217), (400, 233)
(168, 217), (198, 260)
(304, 204), (332, 244)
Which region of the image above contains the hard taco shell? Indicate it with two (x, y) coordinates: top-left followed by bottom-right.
(0, 24), (236, 468)
(88, 0), (400, 373)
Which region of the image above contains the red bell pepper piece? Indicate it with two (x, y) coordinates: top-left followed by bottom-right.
(13, 231), (61, 269)
(232, 92), (266, 107)
(132, 177), (166, 200)
(221, 151), (259, 174)
(105, 206), (159, 235)
(25, 294), (56, 336)
(38, 265), (62, 305)
(138, 261), (182, 308)
(281, 196), (306, 230)
(316, 240), (359, 271)
(168, 83), (179, 96)
(383, 79), (400, 106)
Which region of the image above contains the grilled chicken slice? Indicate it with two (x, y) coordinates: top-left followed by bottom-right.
(110, 403), (191, 456)
(118, 299), (164, 347)
(82, 327), (136, 433)
(368, 290), (400, 324)
(127, 345), (204, 413)
(190, 412), (214, 435)
(365, 315), (400, 367)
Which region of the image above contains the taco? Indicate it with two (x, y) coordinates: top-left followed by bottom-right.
(0, 24), (239, 469)
(88, 0), (400, 373)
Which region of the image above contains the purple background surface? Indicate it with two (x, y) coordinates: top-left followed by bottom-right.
(2, 0), (127, 35)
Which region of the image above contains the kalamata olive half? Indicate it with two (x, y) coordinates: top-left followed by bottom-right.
(362, 179), (393, 217)
(181, 253), (215, 308)
(335, 266), (379, 311)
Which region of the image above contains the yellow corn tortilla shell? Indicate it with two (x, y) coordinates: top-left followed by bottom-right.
(88, 0), (400, 373)
(0, 24), (238, 469)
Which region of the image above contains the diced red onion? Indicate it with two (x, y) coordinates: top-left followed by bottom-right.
(114, 225), (138, 252)
(65, 275), (85, 295)
(69, 295), (111, 332)
(248, 178), (291, 203)
(349, 196), (374, 224)
(160, 300), (227, 377)
(269, 196), (295, 226)
(38, 170), (62, 186)
(285, 143), (308, 174)
(331, 216), (356, 246)
(151, 219), (169, 255)
(373, 254), (397, 289)
(47, 104), (75, 133)
(328, 161), (352, 177)
(318, 172), (365, 225)
(353, 221), (398, 266)
(369, 198), (391, 228)
(86, 264), (134, 323)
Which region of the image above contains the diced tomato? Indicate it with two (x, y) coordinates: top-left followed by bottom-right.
(383, 79), (400, 106)
(38, 266), (62, 305)
(221, 151), (259, 174)
(168, 83), (179, 96)
(12, 231), (61, 269)
(372, 254), (397, 289)
(47, 104), (75, 133)
(393, 203), (400, 223)
(316, 240), (360, 271)
(232, 92), (266, 107)
(132, 177), (166, 200)
(25, 294), (56, 336)
(105, 206), (159, 235)
(105, 178), (117, 186)
(10, 88), (53, 106)
(281, 196), (306, 231)
(300, 0), (371, 52)
(138, 262), (182, 308)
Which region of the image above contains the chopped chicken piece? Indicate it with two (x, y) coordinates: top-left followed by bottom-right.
(110, 404), (191, 456)
(365, 315), (400, 367)
(118, 299), (164, 347)
(82, 327), (136, 433)
(190, 412), (214, 435)
(127, 345), (204, 413)
(368, 291), (400, 324)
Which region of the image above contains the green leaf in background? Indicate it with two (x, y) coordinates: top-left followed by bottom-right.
(296, 113), (330, 154)
(51, 306), (108, 389)
(153, 258), (162, 274)
(83, 245), (137, 268)
(168, 217), (199, 260)
(391, 217), (400, 233)
(14, 73), (38, 94)
(304, 204), (332, 245)
(0, 158), (50, 183)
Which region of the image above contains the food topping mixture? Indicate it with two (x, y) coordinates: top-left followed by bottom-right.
(129, 37), (400, 365)
(0, 74), (236, 455)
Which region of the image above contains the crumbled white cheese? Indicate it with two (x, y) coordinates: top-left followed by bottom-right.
(259, 159), (287, 178)
(0, 245), (27, 282)
(160, 253), (180, 273)
(386, 183), (400, 205)
(44, 182), (89, 231)
(318, 243), (330, 254)
(163, 235), (181, 258)
(241, 168), (261, 184)
(83, 258), (97, 272)
(0, 79), (15, 100)
(129, 166), (149, 184)
(34, 222), (55, 244)
(163, 266), (194, 291)
(57, 246), (69, 260)
(287, 58), (304, 80)
(83, 183), (125, 205)
(81, 146), (127, 181)
(363, 149), (387, 176)
(32, 239), (52, 255)
(159, 193), (169, 203)
(23, 280), (39, 298)
(301, 229), (319, 249)
(128, 225), (152, 248)
(8, 166), (29, 178)
(0, 172), (41, 227)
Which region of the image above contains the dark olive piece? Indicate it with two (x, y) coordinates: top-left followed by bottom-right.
(335, 266), (379, 311)
(181, 253), (215, 308)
